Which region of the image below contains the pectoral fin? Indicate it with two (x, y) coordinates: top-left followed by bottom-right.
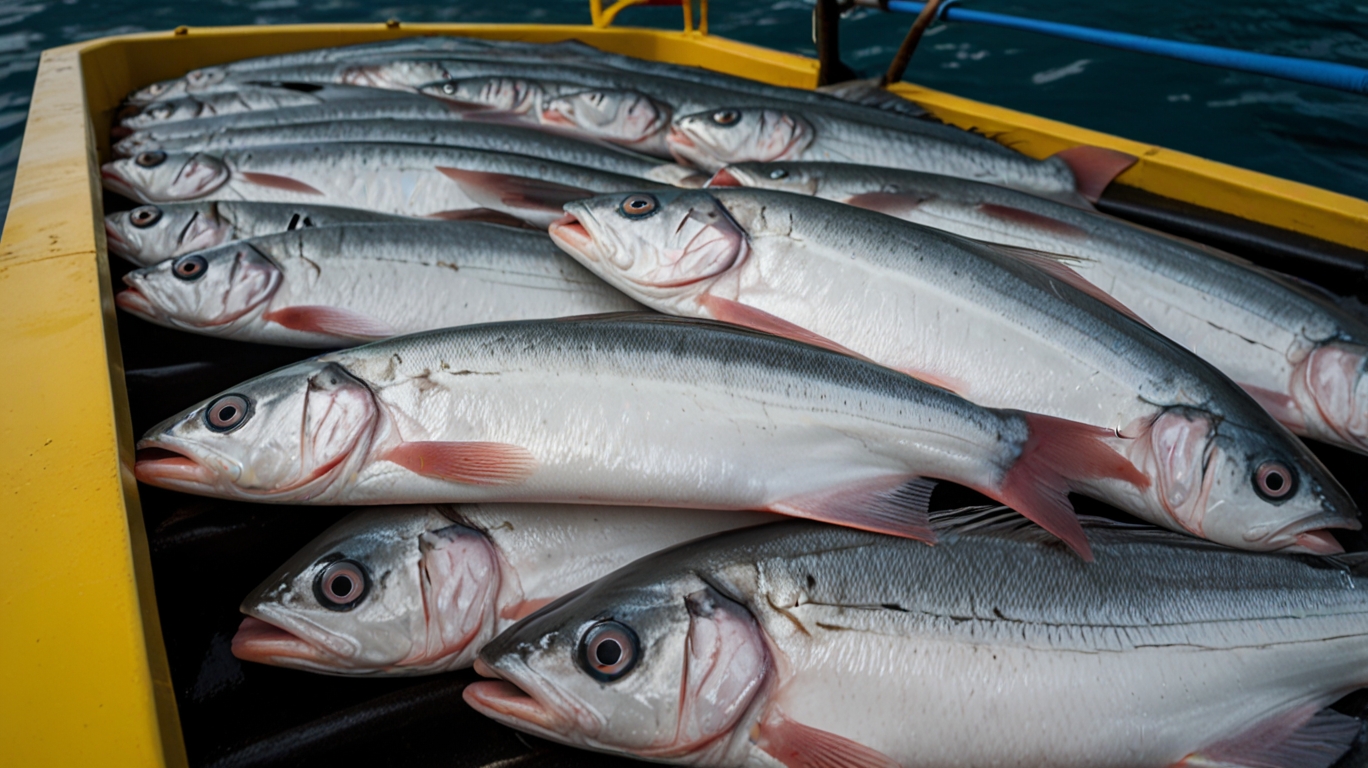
(262, 305), (395, 340)
(768, 476), (937, 543)
(436, 167), (591, 212)
(382, 441), (537, 485)
(241, 172), (325, 195)
(1174, 707), (1360, 768)
(757, 712), (901, 768)
(697, 294), (872, 362)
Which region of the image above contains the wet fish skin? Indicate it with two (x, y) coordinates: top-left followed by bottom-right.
(115, 221), (643, 347)
(117, 83), (424, 131)
(133, 313), (1135, 557)
(468, 514), (1368, 768)
(104, 201), (407, 266)
(717, 161), (1368, 455)
(550, 188), (1359, 553)
(100, 142), (663, 228)
(669, 105), (1083, 201)
(115, 119), (701, 186)
(232, 503), (779, 676)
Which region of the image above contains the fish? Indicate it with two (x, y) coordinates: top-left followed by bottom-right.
(466, 510), (1368, 768)
(133, 313), (1155, 559)
(112, 118), (702, 186)
(232, 503), (779, 676)
(667, 105), (1137, 202)
(713, 161), (1368, 456)
(100, 143), (663, 228)
(104, 201), (412, 266)
(115, 82), (428, 132)
(549, 189), (1360, 553)
(114, 221), (643, 346)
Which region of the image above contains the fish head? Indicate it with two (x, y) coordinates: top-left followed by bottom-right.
(112, 131), (162, 159)
(1293, 342), (1368, 452)
(104, 203), (233, 265)
(468, 573), (771, 760)
(706, 162), (822, 195)
(135, 360), (380, 501)
(421, 77), (541, 113)
(116, 244), (282, 330)
(234, 506), (503, 675)
(551, 190), (748, 310)
(102, 151), (229, 202)
(541, 89), (671, 146)
(341, 60), (443, 91)
(1132, 408), (1359, 554)
(668, 108), (814, 172)
(118, 97), (203, 130)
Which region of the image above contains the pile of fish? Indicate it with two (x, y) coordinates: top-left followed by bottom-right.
(108, 35), (1368, 768)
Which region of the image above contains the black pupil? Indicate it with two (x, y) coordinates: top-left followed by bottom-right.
(181, 262), (198, 274)
(1265, 472), (1285, 491)
(330, 575), (354, 597)
(595, 638), (622, 666)
(217, 405), (237, 421)
(630, 200), (648, 210)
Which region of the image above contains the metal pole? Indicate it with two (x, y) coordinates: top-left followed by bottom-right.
(815, 0), (857, 86)
(880, 0), (946, 86)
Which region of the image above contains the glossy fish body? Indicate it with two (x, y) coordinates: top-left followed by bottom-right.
(104, 201), (409, 266)
(116, 83), (425, 131)
(233, 503), (778, 676)
(101, 142), (661, 228)
(469, 515), (1368, 768)
(551, 189), (1359, 552)
(114, 119), (701, 185)
(115, 221), (641, 346)
(718, 162), (1368, 455)
(134, 314), (1144, 557)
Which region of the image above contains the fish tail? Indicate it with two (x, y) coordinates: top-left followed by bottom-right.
(992, 412), (1147, 561)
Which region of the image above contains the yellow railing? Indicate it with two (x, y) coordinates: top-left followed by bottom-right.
(590, 0), (708, 34)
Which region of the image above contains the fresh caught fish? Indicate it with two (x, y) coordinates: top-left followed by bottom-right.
(115, 83), (429, 132)
(100, 143), (662, 228)
(233, 504), (778, 676)
(550, 189), (1359, 553)
(467, 511), (1368, 768)
(114, 221), (642, 346)
(714, 161), (1368, 456)
(105, 201), (410, 266)
(113, 119), (702, 185)
(133, 313), (1154, 559)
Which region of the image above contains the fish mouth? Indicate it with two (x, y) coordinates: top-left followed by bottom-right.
(539, 108), (574, 127)
(114, 282), (157, 319)
(464, 679), (569, 738)
(1267, 514), (1361, 555)
(232, 617), (332, 666)
(547, 213), (595, 260)
(667, 126), (694, 149)
(103, 220), (131, 254)
(100, 165), (141, 200)
(134, 443), (216, 488)
(705, 168), (743, 187)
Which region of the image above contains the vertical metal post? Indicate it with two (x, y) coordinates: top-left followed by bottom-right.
(814, 0), (856, 85)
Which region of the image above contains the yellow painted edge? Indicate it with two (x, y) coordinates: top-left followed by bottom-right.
(0, 45), (185, 768)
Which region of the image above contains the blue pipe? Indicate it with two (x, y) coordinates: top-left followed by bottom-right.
(877, 0), (1368, 95)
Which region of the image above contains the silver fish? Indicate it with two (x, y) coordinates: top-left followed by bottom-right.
(233, 503), (778, 676)
(715, 161), (1368, 456)
(114, 221), (642, 347)
(100, 143), (663, 228)
(115, 83), (426, 131)
(133, 314), (1153, 558)
(113, 119), (702, 186)
(105, 201), (411, 266)
(668, 106), (1138, 202)
(468, 511), (1368, 768)
(550, 188), (1359, 553)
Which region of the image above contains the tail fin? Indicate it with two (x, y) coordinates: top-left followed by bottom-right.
(991, 412), (1149, 561)
(1052, 145), (1137, 202)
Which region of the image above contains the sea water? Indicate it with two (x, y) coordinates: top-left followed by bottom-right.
(0, 0), (1363, 226)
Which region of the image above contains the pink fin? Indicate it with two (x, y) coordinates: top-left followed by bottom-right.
(993, 413), (1149, 561)
(1174, 706), (1360, 768)
(382, 441), (537, 485)
(844, 191), (930, 218)
(768, 476), (937, 543)
(987, 242), (1152, 329)
(977, 203), (1090, 239)
(758, 712), (901, 768)
(1052, 145), (1138, 202)
(435, 167), (590, 212)
(240, 171), (324, 195)
(262, 305), (396, 340)
(425, 207), (540, 230)
(698, 294), (874, 363)
(1238, 381), (1307, 432)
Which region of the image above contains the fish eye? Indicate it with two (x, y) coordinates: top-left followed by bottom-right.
(578, 620), (639, 682)
(135, 150), (167, 168)
(711, 109), (741, 126)
(148, 103), (175, 120)
(1254, 461), (1296, 501)
(313, 558), (369, 611)
(172, 253), (208, 281)
(618, 193), (659, 219)
(129, 205), (162, 228)
(441, 82), (456, 94)
(768, 168), (788, 180)
(204, 393), (251, 433)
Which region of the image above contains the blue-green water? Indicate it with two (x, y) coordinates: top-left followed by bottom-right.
(0, 0), (1364, 225)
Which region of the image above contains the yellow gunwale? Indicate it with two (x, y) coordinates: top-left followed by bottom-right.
(1, 20), (1364, 768)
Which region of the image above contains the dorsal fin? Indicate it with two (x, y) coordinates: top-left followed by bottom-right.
(976, 240), (1153, 329)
